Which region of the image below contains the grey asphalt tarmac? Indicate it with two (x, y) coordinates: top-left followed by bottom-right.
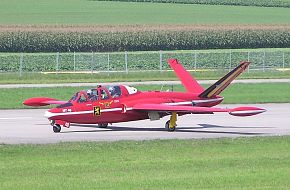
(0, 103), (289, 144)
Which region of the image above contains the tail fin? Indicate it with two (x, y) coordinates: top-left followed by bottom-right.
(168, 59), (204, 93)
(199, 61), (250, 98)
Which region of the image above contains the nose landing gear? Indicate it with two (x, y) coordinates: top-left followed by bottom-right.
(52, 124), (61, 133)
(165, 112), (177, 132)
(50, 120), (65, 133)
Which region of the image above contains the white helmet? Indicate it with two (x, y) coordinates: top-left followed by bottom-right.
(109, 86), (116, 95)
(87, 89), (92, 95)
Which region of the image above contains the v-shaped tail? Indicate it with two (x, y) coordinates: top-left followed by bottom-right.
(168, 59), (204, 93)
(199, 61), (250, 98)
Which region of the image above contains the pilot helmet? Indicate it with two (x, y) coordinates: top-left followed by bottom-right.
(87, 89), (92, 95)
(108, 86), (116, 94)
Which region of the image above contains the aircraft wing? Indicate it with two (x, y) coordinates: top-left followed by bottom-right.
(23, 97), (67, 107)
(132, 104), (266, 117)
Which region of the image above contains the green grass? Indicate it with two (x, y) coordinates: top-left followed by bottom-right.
(0, 0), (290, 24)
(1, 83), (289, 109)
(1, 137), (290, 189)
(1, 70), (290, 84)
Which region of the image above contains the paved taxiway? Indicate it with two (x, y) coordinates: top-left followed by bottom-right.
(0, 103), (289, 144)
(1, 79), (290, 89)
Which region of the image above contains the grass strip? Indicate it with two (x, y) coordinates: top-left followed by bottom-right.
(1, 137), (290, 189)
(1, 83), (289, 109)
(1, 70), (290, 84)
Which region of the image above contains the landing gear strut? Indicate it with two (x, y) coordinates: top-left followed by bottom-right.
(165, 112), (177, 132)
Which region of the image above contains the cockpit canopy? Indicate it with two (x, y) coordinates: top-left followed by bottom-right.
(68, 85), (139, 103)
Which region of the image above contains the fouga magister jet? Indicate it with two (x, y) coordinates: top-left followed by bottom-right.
(23, 59), (266, 133)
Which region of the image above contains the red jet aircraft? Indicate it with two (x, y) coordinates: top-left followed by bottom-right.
(24, 59), (266, 133)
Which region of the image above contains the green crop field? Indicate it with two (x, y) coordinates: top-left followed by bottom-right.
(1, 0), (290, 25)
(1, 1), (290, 52)
(2, 25), (290, 52)
(1, 137), (290, 190)
(1, 47), (290, 84)
(1, 49), (290, 72)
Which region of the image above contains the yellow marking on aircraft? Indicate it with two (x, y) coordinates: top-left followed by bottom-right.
(93, 106), (101, 116)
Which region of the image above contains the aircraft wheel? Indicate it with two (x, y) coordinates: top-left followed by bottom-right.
(98, 123), (108, 128)
(165, 120), (176, 132)
(53, 124), (61, 133)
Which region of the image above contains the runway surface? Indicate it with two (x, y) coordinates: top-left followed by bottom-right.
(0, 103), (289, 144)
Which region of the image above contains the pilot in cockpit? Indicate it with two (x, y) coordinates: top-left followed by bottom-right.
(108, 86), (121, 98)
(87, 89), (98, 101)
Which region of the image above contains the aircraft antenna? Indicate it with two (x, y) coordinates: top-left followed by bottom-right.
(160, 84), (164, 91)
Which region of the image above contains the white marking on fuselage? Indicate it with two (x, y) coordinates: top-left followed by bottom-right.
(44, 108), (124, 118)
(44, 98), (224, 118)
(166, 101), (192, 106)
(192, 97), (224, 104)
(101, 108), (122, 112)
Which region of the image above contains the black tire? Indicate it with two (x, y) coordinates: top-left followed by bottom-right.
(165, 120), (176, 132)
(53, 124), (61, 133)
(98, 123), (108, 128)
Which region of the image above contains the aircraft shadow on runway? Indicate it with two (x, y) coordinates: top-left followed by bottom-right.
(193, 124), (273, 129)
(61, 123), (269, 136)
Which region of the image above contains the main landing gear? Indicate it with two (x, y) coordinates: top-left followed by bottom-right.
(165, 112), (177, 132)
(98, 123), (108, 128)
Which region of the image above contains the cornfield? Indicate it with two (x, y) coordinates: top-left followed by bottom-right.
(0, 25), (290, 52)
